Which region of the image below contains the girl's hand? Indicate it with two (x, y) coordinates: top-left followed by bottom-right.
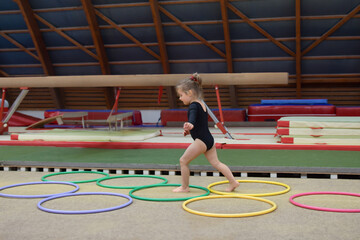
(183, 130), (190, 136)
(183, 122), (194, 131)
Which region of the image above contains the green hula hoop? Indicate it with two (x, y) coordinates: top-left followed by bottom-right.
(96, 175), (168, 189)
(183, 195), (277, 218)
(207, 179), (291, 197)
(42, 171), (110, 184)
(129, 183), (210, 202)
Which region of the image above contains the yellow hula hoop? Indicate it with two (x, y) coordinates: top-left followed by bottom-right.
(207, 180), (291, 197)
(182, 195), (277, 218)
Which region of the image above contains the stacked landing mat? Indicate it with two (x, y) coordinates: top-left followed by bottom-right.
(277, 117), (360, 145)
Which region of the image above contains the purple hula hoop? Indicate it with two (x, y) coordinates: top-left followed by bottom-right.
(0, 181), (79, 198)
(37, 192), (133, 214)
(289, 191), (360, 213)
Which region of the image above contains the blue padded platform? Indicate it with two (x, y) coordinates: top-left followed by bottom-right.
(260, 99), (328, 105)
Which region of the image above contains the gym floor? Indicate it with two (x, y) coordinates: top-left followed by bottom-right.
(0, 171), (360, 240)
(0, 126), (359, 239)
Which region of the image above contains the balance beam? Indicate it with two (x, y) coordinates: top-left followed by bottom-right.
(0, 73), (288, 88)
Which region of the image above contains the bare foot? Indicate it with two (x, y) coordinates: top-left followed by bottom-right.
(225, 181), (240, 192)
(172, 186), (190, 193)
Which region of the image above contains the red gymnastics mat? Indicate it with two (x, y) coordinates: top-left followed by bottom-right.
(248, 105), (336, 122)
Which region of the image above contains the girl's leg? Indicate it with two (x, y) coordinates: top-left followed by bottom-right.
(173, 139), (206, 192)
(204, 146), (240, 192)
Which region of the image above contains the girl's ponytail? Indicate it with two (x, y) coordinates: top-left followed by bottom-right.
(176, 73), (203, 99)
(190, 72), (202, 86)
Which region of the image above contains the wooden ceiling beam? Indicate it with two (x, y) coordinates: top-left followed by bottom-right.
(81, 0), (110, 74)
(220, 0), (238, 108)
(3, 35), (358, 52)
(14, 0), (63, 109)
(227, 2), (296, 57)
(295, 0), (302, 98)
(150, 0), (170, 74)
(160, 0), (217, 5)
(149, 0), (177, 109)
(94, 9), (161, 60)
(302, 4), (360, 56)
(81, 0), (113, 109)
(0, 69), (9, 77)
(158, 6), (226, 58)
(0, 32), (39, 60)
(34, 14), (99, 60)
(220, 0), (233, 73)
(15, 0), (54, 75)
(95, 2), (150, 8)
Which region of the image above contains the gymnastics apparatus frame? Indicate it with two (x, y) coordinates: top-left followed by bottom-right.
(0, 72), (288, 136)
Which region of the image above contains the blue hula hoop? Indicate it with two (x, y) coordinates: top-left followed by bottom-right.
(0, 181), (79, 199)
(37, 192), (133, 214)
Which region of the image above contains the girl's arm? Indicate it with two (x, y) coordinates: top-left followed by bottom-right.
(187, 103), (197, 126)
(184, 103), (196, 136)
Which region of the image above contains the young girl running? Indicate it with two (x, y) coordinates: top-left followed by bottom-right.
(173, 73), (240, 193)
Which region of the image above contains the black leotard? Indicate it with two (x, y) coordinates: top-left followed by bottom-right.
(187, 101), (214, 151)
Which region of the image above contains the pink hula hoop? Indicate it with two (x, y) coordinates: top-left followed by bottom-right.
(289, 191), (360, 213)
